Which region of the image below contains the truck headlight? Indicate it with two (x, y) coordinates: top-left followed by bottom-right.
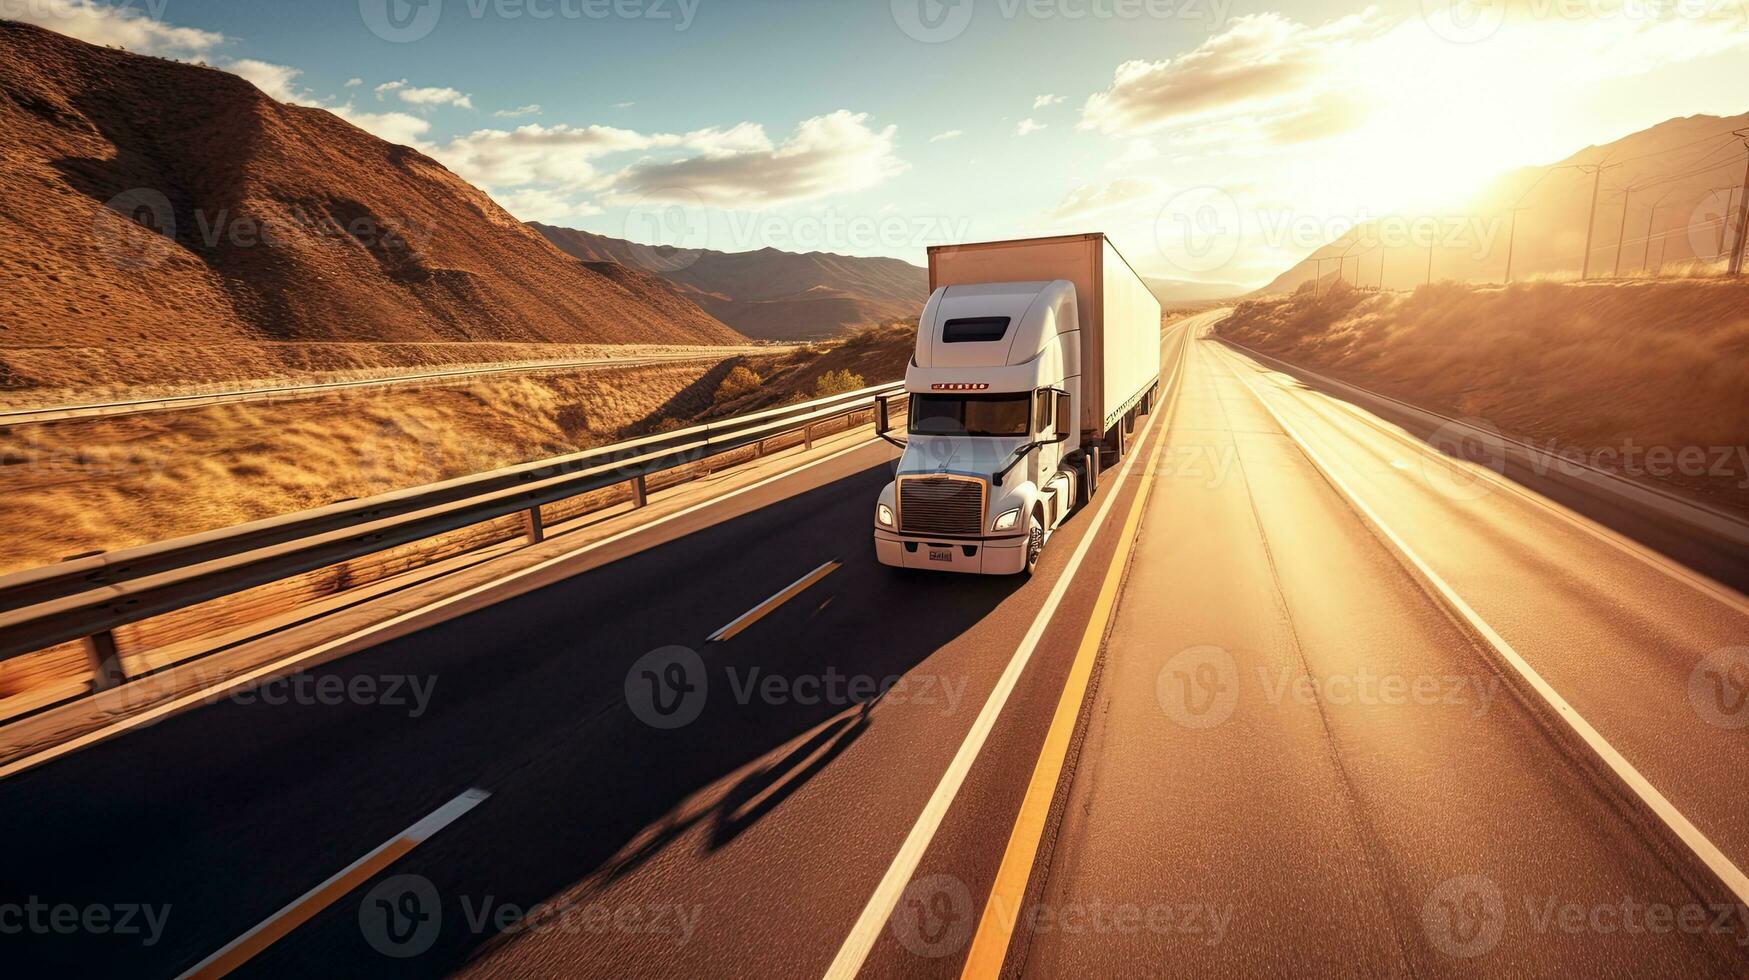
(992, 507), (1021, 531)
(877, 503), (895, 528)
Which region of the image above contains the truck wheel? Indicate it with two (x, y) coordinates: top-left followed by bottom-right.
(1024, 510), (1045, 576)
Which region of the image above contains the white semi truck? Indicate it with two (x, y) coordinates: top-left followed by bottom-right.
(873, 233), (1163, 575)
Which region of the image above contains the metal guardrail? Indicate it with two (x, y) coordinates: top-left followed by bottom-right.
(0, 381), (905, 684)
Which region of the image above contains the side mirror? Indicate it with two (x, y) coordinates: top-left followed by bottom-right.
(1053, 387), (1072, 441)
(876, 394), (906, 449)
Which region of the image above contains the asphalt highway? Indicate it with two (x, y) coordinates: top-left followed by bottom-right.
(4, 309), (1745, 978)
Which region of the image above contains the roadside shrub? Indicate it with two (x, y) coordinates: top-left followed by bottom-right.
(814, 369), (864, 397)
(715, 365), (763, 403)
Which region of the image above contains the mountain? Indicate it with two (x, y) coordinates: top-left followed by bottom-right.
(1257, 111), (1749, 294)
(1144, 277), (1252, 305)
(0, 20), (743, 350)
(532, 224), (929, 341)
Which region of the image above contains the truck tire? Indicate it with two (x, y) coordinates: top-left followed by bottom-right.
(1109, 420), (1126, 462)
(1024, 508), (1045, 576)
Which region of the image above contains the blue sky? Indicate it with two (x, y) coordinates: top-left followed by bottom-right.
(19, 0), (1749, 285)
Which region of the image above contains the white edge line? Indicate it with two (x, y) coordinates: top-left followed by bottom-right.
(707, 559), (840, 642)
(1222, 338), (1749, 544)
(821, 322), (1192, 979)
(0, 435), (888, 781)
(177, 787), (489, 979)
(1258, 361), (1749, 618)
(1219, 347), (1749, 909)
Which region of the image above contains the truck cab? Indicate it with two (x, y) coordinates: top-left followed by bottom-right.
(873, 279), (1086, 575)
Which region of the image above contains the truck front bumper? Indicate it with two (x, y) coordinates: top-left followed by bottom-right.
(874, 529), (1027, 575)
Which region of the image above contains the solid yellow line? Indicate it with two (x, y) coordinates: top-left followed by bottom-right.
(710, 560), (841, 643)
(958, 336), (1180, 979)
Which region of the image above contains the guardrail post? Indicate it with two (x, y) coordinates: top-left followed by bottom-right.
(523, 505), (545, 544)
(630, 473), (648, 509)
(84, 630), (125, 691)
(804, 423), (815, 451)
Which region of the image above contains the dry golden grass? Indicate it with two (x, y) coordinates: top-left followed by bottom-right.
(1218, 278), (1749, 511)
(0, 358), (755, 572)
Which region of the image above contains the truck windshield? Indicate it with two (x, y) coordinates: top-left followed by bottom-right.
(909, 393), (1031, 437)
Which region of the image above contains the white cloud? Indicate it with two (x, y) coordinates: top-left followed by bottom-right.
(326, 105), (433, 146)
(376, 79), (473, 109)
(605, 110), (907, 206)
(9, 0), (224, 56)
(1033, 94), (1065, 109)
(227, 59), (307, 103)
(1080, 10), (1388, 142)
(1107, 139), (1159, 169)
(345, 77), (363, 87)
(930, 129), (964, 142)
(612, 101), (636, 109)
(1049, 177), (1163, 221)
(494, 188), (604, 224)
(435, 123), (674, 189)
(219, 60), (432, 146)
(1016, 118), (1046, 136)
(494, 104), (542, 119)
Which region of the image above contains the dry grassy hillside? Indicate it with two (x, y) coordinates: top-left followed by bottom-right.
(0, 20), (742, 356)
(0, 359), (734, 571)
(1217, 278), (1749, 510)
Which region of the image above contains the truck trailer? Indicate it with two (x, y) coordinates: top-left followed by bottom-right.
(873, 233), (1163, 576)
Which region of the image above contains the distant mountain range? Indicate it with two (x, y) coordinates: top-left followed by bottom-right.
(1259, 111), (1749, 294)
(1143, 277), (1252, 305)
(532, 224), (929, 341)
(0, 20), (743, 350)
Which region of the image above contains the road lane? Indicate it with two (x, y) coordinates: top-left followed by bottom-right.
(1012, 337), (1749, 977)
(1214, 340), (1749, 895)
(0, 319), (1198, 978)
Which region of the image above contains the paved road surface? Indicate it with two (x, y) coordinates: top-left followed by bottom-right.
(4, 310), (1745, 978)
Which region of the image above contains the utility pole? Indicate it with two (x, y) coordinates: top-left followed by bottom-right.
(1426, 238), (1434, 285)
(1504, 206), (1529, 283)
(1729, 131), (1749, 277)
(1576, 161), (1617, 280)
(1611, 183), (1637, 279)
(1653, 234), (1667, 277)
(1640, 191), (1672, 276)
(1716, 186), (1739, 259)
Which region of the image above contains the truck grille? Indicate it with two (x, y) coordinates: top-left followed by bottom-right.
(898, 475), (986, 536)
